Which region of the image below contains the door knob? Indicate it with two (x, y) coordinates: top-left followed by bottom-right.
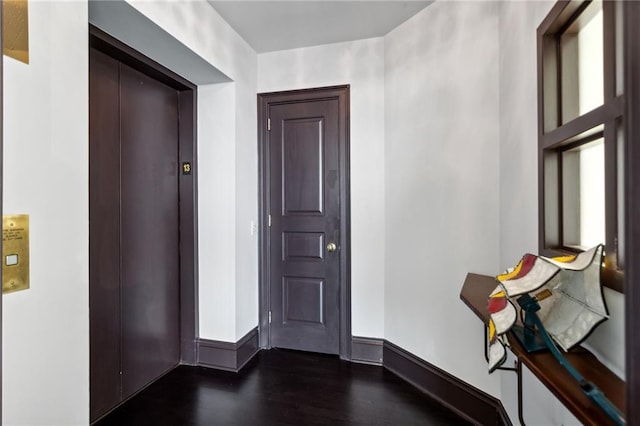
(327, 242), (337, 253)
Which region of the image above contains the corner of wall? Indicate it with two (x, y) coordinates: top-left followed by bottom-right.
(234, 50), (259, 340)
(383, 0), (501, 398)
(197, 82), (238, 342)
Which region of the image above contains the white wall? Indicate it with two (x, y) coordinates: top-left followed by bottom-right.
(127, 0), (259, 341)
(384, 1), (501, 397)
(498, 2), (554, 422)
(498, 1), (625, 424)
(233, 45), (259, 338)
(2, 1), (89, 424)
(498, 0), (549, 268)
(258, 38), (386, 338)
(198, 83), (237, 340)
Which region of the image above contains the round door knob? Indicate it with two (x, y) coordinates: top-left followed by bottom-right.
(327, 242), (337, 253)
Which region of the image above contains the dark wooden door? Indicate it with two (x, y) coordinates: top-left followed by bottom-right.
(268, 99), (342, 355)
(89, 47), (180, 420)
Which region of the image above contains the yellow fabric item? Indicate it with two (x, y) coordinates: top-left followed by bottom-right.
(552, 255), (577, 263)
(497, 259), (524, 282)
(490, 290), (506, 298)
(489, 319), (496, 341)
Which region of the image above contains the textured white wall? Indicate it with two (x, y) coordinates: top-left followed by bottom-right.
(198, 83), (237, 340)
(127, 0), (258, 341)
(498, 1), (624, 424)
(127, 0), (252, 83)
(384, 1), (501, 397)
(233, 44), (259, 339)
(498, 0), (549, 269)
(498, 3), (554, 421)
(2, 1), (89, 424)
(257, 38), (386, 338)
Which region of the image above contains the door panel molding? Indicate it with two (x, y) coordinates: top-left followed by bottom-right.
(258, 85), (351, 359)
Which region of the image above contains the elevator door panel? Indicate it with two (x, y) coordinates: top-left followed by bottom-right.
(119, 62), (180, 400)
(89, 48), (181, 421)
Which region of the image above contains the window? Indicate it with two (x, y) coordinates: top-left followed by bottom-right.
(559, 1), (603, 124)
(561, 135), (605, 249)
(538, 0), (624, 292)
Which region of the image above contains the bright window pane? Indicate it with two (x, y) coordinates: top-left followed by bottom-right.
(561, 1), (604, 123)
(562, 138), (605, 249)
(617, 122), (625, 267)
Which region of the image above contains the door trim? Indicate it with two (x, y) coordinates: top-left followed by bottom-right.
(258, 85), (351, 359)
(89, 25), (199, 365)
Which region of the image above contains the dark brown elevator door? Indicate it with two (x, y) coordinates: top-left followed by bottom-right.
(269, 99), (341, 355)
(89, 48), (121, 420)
(89, 48), (180, 420)
(119, 62), (180, 399)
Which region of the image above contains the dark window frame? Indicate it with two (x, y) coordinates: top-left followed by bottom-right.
(537, 0), (624, 292)
(623, 3), (640, 422)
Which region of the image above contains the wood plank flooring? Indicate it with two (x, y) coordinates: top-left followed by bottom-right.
(95, 348), (471, 425)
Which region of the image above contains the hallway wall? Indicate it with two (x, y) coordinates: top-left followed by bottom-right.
(2, 1), (89, 424)
(384, 1), (501, 397)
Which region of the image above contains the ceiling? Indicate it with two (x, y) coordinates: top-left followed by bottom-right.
(208, 1), (433, 53)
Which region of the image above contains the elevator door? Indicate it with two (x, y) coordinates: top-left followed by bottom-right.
(89, 47), (180, 421)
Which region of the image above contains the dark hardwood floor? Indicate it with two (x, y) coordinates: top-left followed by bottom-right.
(95, 349), (471, 425)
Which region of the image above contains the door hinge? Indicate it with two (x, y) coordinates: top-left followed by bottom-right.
(268, 214), (272, 227)
(268, 311), (272, 324)
(267, 118), (271, 131)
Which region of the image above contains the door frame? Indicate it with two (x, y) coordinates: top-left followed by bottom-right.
(257, 85), (351, 359)
(89, 25), (199, 365)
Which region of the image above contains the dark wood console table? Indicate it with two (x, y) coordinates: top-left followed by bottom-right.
(460, 273), (624, 426)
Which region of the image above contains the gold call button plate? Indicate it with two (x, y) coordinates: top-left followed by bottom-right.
(2, 0), (30, 64)
(3, 215), (30, 294)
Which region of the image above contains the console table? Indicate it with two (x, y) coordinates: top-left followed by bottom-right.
(460, 273), (624, 426)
